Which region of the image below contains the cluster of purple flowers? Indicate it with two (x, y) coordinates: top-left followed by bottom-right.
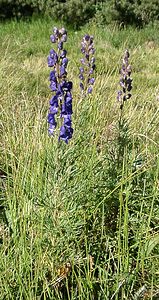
(117, 49), (132, 110)
(79, 34), (95, 95)
(47, 27), (73, 143)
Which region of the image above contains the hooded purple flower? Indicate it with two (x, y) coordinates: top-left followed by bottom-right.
(50, 34), (57, 43)
(48, 113), (57, 127)
(61, 92), (73, 116)
(50, 80), (57, 92)
(49, 95), (58, 114)
(59, 116), (73, 143)
(48, 49), (58, 67)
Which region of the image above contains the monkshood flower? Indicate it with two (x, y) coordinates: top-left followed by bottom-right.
(117, 49), (132, 110)
(47, 27), (73, 143)
(79, 34), (95, 95)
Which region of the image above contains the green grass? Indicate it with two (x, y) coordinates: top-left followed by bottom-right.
(0, 18), (159, 299)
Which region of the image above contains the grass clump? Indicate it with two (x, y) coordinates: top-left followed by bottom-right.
(0, 18), (159, 299)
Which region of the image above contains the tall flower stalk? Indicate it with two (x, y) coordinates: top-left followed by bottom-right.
(79, 34), (95, 95)
(117, 49), (132, 111)
(47, 27), (73, 144)
(117, 49), (133, 167)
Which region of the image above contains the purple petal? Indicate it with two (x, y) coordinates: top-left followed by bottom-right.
(48, 113), (57, 126)
(62, 57), (68, 67)
(50, 70), (56, 81)
(117, 90), (122, 101)
(60, 65), (67, 77)
(80, 82), (84, 90)
(80, 58), (85, 65)
(60, 50), (67, 58)
(50, 34), (56, 43)
(84, 34), (90, 41)
(50, 95), (58, 105)
(47, 56), (55, 67)
(53, 27), (59, 35)
(79, 74), (84, 80)
(87, 86), (93, 94)
(79, 67), (84, 73)
(50, 80), (57, 91)
(89, 77), (95, 85)
(59, 125), (73, 143)
(48, 124), (56, 135)
(59, 28), (67, 35)
(61, 34), (67, 42)
(58, 41), (63, 50)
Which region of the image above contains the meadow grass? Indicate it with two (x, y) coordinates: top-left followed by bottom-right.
(0, 18), (159, 299)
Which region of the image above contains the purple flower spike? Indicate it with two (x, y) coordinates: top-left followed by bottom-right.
(47, 26), (73, 143)
(117, 49), (133, 110)
(79, 34), (95, 95)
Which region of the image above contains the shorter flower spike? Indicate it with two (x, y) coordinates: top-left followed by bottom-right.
(117, 49), (133, 110)
(79, 34), (95, 95)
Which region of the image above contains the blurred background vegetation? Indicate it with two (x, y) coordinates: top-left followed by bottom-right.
(0, 0), (159, 28)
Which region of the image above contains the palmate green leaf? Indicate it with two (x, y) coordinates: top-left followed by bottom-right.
(145, 233), (159, 257)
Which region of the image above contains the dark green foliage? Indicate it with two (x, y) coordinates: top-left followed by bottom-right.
(0, 0), (40, 19)
(0, 0), (97, 27)
(114, 0), (159, 26)
(95, 0), (159, 27)
(133, 0), (159, 24)
(0, 0), (159, 27)
(45, 0), (97, 28)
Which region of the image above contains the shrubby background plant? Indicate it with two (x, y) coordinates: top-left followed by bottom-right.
(0, 0), (97, 26)
(0, 0), (39, 19)
(45, 0), (97, 29)
(0, 0), (159, 27)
